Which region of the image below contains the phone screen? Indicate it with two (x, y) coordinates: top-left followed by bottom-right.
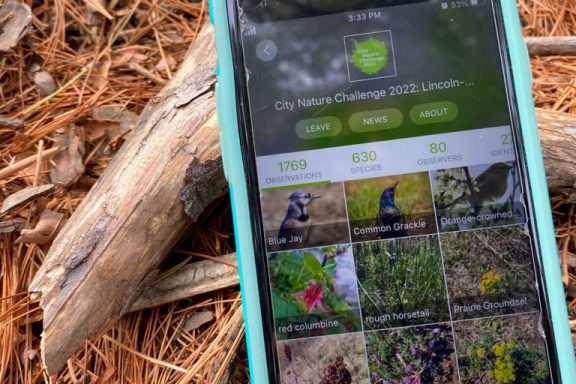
(232, 0), (556, 382)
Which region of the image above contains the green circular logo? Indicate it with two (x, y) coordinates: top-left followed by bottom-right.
(351, 38), (389, 75)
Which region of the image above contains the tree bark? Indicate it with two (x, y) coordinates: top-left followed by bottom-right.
(28, 20), (576, 376)
(29, 22), (226, 375)
(537, 108), (576, 191)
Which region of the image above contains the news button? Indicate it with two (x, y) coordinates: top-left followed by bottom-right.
(349, 108), (403, 132)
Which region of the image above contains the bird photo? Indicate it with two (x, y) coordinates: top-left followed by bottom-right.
(376, 182), (407, 239)
(345, 172), (436, 242)
(267, 244), (362, 340)
(431, 161), (525, 232)
(278, 191), (321, 244)
(260, 183), (350, 251)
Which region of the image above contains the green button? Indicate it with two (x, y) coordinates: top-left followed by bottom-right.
(410, 101), (458, 125)
(296, 116), (342, 139)
(349, 108), (403, 132)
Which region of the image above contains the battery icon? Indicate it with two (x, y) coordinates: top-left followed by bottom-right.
(471, 0), (479, 5)
(441, 1), (448, 9)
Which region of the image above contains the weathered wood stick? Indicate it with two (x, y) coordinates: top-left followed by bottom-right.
(28, 19), (576, 376)
(129, 253), (239, 312)
(29, 22), (227, 375)
(537, 108), (576, 191)
(526, 36), (576, 56)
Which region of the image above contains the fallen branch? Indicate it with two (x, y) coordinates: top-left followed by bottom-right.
(29, 22), (226, 375)
(537, 108), (576, 191)
(526, 36), (576, 56)
(129, 253), (239, 312)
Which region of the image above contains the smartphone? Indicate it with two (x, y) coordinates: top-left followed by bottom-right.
(211, 1), (576, 383)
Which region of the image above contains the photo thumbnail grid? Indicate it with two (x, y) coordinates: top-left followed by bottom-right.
(275, 313), (551, 384)
(262, 161), (549, 383)
(261, 161), (527, 254)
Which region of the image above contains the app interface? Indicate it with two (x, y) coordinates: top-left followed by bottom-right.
(239, 1), (553, 382)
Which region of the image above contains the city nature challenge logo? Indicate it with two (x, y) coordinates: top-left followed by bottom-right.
(344, 31), (397, 82)
(352, 38), (388, 74)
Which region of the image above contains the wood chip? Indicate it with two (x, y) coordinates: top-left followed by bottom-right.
(49, 126), (85, 186)
(16, 209), (65, 245)
(155, 55), (177, 73)
(184, 311), (214, 332)
(91, 53), (111, 91)
(0, 117), (23, 128)
(90, 106), (138, 139)
(0, 218), (25, 233)
(12, 131), (32, 146)
(111, 45), (148, 67)
(24, 349), (38, 361)
(0, 0), (32, 51)
(32, 71), (57, 96)
(1, 184), (54, 214)
(87, 106), (138, 155)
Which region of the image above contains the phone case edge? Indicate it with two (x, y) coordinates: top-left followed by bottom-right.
(211, 1), (272, 383)
(501, 2), (576, 381)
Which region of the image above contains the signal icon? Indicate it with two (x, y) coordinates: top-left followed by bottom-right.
(244, 26), (257, 37)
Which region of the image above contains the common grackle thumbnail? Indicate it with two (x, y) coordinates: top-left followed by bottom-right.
(376, 182), (406, 239)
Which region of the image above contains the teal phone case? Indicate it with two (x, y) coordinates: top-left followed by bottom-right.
(210, 1), (576, 383)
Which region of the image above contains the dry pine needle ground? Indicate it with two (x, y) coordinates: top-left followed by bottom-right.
(0, 0), (575, 383)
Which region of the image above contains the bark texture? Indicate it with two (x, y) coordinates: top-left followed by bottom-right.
(29, 23), (223, 375)
(537, 108), (576, 191)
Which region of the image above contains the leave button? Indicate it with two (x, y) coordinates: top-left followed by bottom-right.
(349, 108), (403, 132)
(410, 101), (458, 125)
(296, 116), (342, 139)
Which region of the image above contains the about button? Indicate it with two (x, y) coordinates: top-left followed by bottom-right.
(296, 117), (342, 139)
(410, 101), (458, 125)
(349, 108), (403, 132)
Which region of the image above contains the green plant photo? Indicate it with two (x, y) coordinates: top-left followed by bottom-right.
(453, 314), (551, 384)
(365, 324), (458, 384)
(278, 333), (370, 384)
(268, 244), (362, 339)
(354, 236), (449, 329)
(441, 226), (539, 320)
